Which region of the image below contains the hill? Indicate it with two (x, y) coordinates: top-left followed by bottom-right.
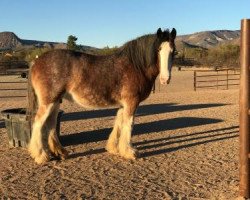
(0, 30), (240, 52)
(0, 32), (96, 52)
(176, 30), (240, 50)
(0, 31), (60, 50)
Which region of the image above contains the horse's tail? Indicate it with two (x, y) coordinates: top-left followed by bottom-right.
(27, 62), (37, 124)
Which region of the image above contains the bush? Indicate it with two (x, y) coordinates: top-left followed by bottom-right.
(95, 46), (119, 55)
(177, 44), (240, 68)
(24, 48), (50, 62)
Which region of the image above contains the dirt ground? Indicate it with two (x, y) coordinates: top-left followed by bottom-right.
(0, 69), (241, 199)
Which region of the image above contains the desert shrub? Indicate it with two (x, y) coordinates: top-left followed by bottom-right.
(177, 44), (240, 68)
(0, 55), (19, 62)
(25, 48), (50, 62)
(205, 44), (240, 67)
(95, 46), (119, 55)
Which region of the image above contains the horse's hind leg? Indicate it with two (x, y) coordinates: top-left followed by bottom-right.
(106, 108), (123, 155)
(29, 103), (54, 164)
(47, 103), (68, 160)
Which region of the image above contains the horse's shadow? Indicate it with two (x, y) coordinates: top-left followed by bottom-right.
(61, 117), (223, 147)
(137, 125), (239, 158)
(67, 125), (238, 159)
(61, 103), (226, 121)
(0, 120), (5, 128)
(60, 102), (234, 159)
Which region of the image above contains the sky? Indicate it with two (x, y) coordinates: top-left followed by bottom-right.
(0, 0), (249, 48)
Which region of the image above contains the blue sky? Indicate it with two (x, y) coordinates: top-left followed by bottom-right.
(0, 0), (249, 48)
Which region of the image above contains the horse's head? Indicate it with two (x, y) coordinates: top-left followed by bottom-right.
(157, 28), (176, 85)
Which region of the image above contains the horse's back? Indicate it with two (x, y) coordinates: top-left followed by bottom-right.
(31, 50), (81, 104)
(31, 49), (122, 106)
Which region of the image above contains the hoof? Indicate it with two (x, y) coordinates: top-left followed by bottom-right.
(51, 147), (69, 160)
(59, 148), (69, 160)
(34, 151), (50, 164)
(28, 145), (49, 164)
(119, 147), (137, 160)
(106, 144), (119, 155)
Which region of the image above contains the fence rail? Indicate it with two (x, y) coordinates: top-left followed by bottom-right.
(194, 68), (240, 91)
(0, 61), (29, 75)
(0, 77), (27, 98)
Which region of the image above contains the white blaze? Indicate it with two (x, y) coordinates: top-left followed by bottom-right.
(159, 41), (173, 85)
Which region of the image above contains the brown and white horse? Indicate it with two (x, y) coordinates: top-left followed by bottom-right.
(28, 28), (177, 164)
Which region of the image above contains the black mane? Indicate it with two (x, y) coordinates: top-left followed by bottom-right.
(120, 34), (159, 71)
(118, 29), (171, 71)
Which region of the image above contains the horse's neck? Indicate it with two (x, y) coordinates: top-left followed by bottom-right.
(136, 65), (159, 102)
(144, 64), (159, 83)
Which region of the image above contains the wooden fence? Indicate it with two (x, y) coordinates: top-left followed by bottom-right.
(0, 61), (29, 75)
(174, 57), (196, 67)
(193, 68), (240, 91)
(0, 75), (27, 98)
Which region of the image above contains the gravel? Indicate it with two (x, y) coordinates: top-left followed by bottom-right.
(0, 70), (240, 199)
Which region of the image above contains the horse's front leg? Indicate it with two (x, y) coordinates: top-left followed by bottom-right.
(118, 102), (138, 160)
(106, 108), (123, 155)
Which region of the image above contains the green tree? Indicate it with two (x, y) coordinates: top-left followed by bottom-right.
(67, 35), (78, 50)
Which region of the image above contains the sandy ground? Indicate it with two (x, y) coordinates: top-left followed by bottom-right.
(0, 69), (240, 199)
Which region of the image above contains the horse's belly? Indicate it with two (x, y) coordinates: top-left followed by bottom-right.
(67, 91), (118, 108)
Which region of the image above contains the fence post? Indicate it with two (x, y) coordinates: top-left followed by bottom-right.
(152, 81), (156, 93)
(226, 69), (229, 90)
(194, 71), (196, 91)
(216, 70), (219, 90)
(158, 77), (160, 92)
(239, 18), (250, 198)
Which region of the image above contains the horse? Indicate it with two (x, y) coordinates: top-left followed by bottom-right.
(28, 28), (177, 164)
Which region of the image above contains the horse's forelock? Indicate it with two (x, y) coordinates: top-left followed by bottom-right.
(158, 29), (176, 51)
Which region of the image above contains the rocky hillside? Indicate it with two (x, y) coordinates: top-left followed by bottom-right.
(0, 32), (22, 49)
(176, 30), (240, 50)
(0, 30), (240, 51)
(0, 31), (60, 50)
(0, 31), (99, 52)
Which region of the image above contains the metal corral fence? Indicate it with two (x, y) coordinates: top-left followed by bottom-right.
(193, 68), (240, 91)
(0, 72), (28, 98)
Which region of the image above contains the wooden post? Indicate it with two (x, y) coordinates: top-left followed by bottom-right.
(152, 81), (156, 93)
(226, 69), (229, 90)
(216, 70), (219, 90)
(158, 77), (161, 92)
(239, 18), (250, 198)
(194, 71), (196, 91)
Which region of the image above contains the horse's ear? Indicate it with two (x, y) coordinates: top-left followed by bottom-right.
(170, 28), (177, 40)
(157, 28), (162, 38)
